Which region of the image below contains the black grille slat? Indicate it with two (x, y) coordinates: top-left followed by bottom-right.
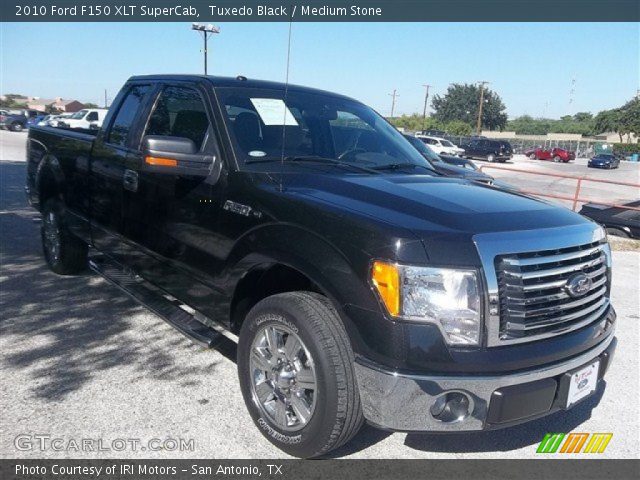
(496, 241), (609, 341)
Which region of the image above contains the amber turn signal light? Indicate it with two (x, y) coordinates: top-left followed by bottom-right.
(145, 156), (177, 167)
(371, 261), (400, 316)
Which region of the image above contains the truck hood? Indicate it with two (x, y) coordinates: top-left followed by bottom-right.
(291, 173), (588, 236)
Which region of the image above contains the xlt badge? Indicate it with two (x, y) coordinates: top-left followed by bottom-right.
(223, 200), (262, 219)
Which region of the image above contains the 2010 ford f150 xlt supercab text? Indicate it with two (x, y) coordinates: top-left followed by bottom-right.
(26, 75), (617, 458)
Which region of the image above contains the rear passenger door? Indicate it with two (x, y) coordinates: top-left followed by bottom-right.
(90, 83), (153, 254)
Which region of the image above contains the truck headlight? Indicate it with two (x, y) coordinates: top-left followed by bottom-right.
(372, 262), (481, 346)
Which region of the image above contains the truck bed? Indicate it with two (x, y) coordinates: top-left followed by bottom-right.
(26, 125), (97, 210)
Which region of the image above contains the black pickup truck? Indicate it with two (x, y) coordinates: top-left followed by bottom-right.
(26, 75), (616, 458)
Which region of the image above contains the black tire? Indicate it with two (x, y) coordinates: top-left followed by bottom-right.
(606, 227), (629, 238)
(487, 154), (495, 162)
(553, 156), (561, 163)
(11, 122), (24, 132)
(529, 153), (536, 160)
(41, 198), (88, 274)
(237, 291), (363, 458)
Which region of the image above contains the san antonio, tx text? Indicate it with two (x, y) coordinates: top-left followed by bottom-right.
(16, 463), (283, 476)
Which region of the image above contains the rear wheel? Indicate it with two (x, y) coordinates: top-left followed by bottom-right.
(553, 156), (561, 163)
(238, 291), (363, 458)
(41, 198), (88, 274)
(487, 154), (495, 162)
(10, 122), (23, 132)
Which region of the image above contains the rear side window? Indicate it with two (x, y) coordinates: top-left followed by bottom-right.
(108, 85), (150, 147)
(145, 86), (211, 150)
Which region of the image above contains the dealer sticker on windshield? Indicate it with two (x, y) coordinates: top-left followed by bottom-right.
(250, 98), (298, 126)
(566, 361), (599, 408)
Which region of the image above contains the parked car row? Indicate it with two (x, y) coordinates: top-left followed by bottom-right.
(0, 108), (108, 132)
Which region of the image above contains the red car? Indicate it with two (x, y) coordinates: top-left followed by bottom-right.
(524, 147), (575, 162)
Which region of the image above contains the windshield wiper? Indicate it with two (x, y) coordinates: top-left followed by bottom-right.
(373, 163), (438, 174)
(246, 155), (380, 175)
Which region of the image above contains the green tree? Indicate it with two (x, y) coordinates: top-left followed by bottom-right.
(431, 83), (508, 131)
(444, 120), (473, 135)
(84, 102), (99, 108)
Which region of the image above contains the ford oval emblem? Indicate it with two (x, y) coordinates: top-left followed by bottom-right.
(578, 379), (589, 389)
(565, 273), (592, 298)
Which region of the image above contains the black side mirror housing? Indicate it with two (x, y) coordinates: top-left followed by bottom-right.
(141, 135), (216, 177)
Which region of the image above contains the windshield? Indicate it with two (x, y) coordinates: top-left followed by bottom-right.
(70, 110), (88, 120)
(218, 87), (431, 170)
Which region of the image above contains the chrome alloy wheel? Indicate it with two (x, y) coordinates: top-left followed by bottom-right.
(42, 211), (61, 263)
(249, 322), (317, 431)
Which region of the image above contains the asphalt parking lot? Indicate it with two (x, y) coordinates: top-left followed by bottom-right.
(1, 129), (638, 459)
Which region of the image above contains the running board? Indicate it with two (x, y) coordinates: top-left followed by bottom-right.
(88, 255), (223, 348)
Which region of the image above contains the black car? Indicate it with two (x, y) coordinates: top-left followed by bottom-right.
(588, 154), (621, 169)
(580, 200), (640, 238)
(464, 138), (513, 162)
(403, 134), (494, 184)
(27, 74), (617, 458)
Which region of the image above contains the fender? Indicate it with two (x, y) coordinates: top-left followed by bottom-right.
(222, 222), (384, 355)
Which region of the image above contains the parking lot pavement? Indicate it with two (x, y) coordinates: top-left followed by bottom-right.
(0, 130), (28, 162)
(1, 138), (638, 459)
(482, 154), (640, 210)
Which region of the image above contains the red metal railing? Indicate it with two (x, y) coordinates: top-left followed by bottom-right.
(478, 165), (640, 212)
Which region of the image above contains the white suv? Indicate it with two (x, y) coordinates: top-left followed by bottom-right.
(59, 109), (108, 129)
(416, 135), (465, 156)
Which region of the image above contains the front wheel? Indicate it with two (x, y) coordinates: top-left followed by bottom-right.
(487, 154), (495, 162)
(237, 291), (363, 458)
(553, 156), (561, 163)
(11, 122), (24, 132)
(529, 153), (537, 160)
(41, 198), (88, 274)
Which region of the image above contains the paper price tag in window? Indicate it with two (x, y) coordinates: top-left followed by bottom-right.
(250, 98), (298, 126)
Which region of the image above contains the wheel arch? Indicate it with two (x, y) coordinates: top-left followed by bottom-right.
(225, 224), (371, 352)
(35, 154), (66, 209)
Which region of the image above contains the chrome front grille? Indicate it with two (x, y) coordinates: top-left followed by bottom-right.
(495, 241), (610, 342)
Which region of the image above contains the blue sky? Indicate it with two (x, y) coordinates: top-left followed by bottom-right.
(1, 22), (638, 118)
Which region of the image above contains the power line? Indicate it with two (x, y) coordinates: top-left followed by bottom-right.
(421, 84), (431, 130)
(389, 89), (399, 117)
(476, 81), (489, 135)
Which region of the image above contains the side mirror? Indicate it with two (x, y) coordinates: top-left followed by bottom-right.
(141, 135), (216, 177)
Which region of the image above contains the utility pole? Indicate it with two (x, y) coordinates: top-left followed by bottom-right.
(421, 84), (431, 131)
(476, 81), (489, 135)
(389, 89), (399, 118)
(191, 23), (220, 75)
(104, 89), (108, 109)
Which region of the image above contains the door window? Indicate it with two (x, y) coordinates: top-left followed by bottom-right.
(145, 86), (211, 151)
(86, 111), (99, 121)
(108, 85), (150, 147)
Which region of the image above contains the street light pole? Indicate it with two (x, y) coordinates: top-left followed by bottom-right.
(476, 81), (489, 135)
(192, 23), (220, 75)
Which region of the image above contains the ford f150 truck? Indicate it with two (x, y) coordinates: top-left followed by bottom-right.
(26, 75), (616, 458)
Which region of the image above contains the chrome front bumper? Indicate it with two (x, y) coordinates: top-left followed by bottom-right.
(354, 331), (616, 432)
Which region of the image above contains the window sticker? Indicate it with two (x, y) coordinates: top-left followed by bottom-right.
(250, 98), (299, 126)
(249, 150), (267, 157)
